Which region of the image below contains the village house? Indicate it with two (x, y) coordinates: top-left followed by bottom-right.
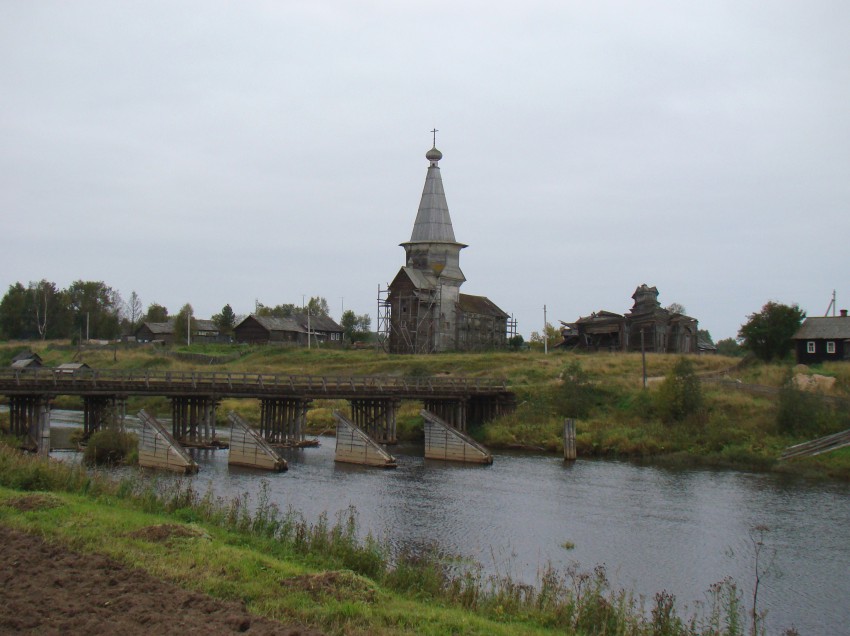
(10, 351), (42, 370)
(233, 313), (343, 346)
(134, 319), (221, 345)
(380, 142), (510, 353)
(135, 321), (174, 344)
(559, 284), (699, 353)
(792, 310), (850, 364)
(54, 362), (91, 374)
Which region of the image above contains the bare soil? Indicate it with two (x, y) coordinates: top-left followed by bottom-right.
(0, 526), (325, 635)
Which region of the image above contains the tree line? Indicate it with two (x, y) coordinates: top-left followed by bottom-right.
(0, 280), (124, 341)
(0, 280), (372, 344)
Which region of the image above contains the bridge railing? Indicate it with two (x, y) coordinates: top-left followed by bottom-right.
(0, 368), (508, 396)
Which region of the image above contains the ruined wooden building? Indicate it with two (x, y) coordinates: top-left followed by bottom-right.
(559, 284), (698, 353)
(379, 143), (510, 353)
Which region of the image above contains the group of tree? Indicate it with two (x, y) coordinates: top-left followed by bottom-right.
(664, 299), (804, 362)
(255, 296), (329, 319)
(0, 280), (125, 341)
(738, 301), (806, 361)
(340, 310), (372, 343)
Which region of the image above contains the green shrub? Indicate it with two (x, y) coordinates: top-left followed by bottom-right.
(776, 385), (848, 437)
(655, 358), (703, 424)
(83, 428), (138, 466)
(551, 361), (602, 419)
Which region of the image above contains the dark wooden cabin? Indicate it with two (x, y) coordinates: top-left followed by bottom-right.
(135, 321), (175, 344)
(234, 315), (305, 345)
(291, 313), (344, 344)
(792, 312), (850, 364)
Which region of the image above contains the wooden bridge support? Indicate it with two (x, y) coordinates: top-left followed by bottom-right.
(171, 397), (217, 443)
(349, 398), (399, 444)
(424, 399), (467, 432)
(83, 395), (126, 437)
(466, 394), (517, 426)
(259, 398), (310, 445)
(421, 409), (493, 464)
(137, 409), (199, 474)
(8, 395), (51, 454)
(333, 410), (397, 468)
(228, 412), (287, 471)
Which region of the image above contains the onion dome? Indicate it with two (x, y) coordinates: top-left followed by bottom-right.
(426, 146), (442, 164)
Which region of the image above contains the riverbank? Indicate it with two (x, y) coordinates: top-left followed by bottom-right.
(2, 341), (849, 480)
(0, 444), (760, 635)
(0, 524), (318, 635)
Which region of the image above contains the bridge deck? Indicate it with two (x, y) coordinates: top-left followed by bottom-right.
(0, 369), (511, 401)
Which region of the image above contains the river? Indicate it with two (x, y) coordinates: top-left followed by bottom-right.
(46, 412), (850, 635)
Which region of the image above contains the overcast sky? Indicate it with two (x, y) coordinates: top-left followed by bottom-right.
(2, 1), (848, 341)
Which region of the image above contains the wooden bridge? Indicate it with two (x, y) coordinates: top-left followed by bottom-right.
(0, 368), (515, 466)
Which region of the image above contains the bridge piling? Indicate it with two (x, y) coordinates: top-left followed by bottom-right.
(170, 397), (217, 445)
(137, 409), (199, 474)
(9, 396), (51, 454)
(424, 399), (468, 432)
(260, 398), (309, 446)
(333, 410), (396, 468)
(422, 409), (493, 464)
(350, 398), (398, 444)
(228, 412), (287, 471)
(82, 396), (126, 438)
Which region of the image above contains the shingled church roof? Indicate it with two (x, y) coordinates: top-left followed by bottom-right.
(407, 146), (465, 245)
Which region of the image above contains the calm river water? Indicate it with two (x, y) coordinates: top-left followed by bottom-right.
(47, 412), (849, 635)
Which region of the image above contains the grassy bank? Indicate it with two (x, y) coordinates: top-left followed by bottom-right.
(0, 444), (759, 635)
(3, 341), (850, 479)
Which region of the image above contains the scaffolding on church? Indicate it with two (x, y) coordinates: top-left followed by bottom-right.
(508, 315), (518, 341)
(377, 284), (441, 354)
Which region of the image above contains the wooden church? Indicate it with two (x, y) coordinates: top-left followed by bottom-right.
(380, 142), (509, 353)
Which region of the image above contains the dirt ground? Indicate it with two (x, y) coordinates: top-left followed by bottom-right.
(0, 519), (324, 635)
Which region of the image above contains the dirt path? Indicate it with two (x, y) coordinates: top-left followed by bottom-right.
(0, 524), (323, 635)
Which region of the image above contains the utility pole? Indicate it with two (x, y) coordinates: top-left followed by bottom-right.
(86, 312), (89, 341)
(543, 305), (548, 355)
(825, 290), (836, 317)
(307, 307), (312, 350)
(641, 329), (647, 389)
(187, 310), (191, 346)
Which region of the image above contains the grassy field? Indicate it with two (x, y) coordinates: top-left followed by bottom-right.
(2, 340), (850, 479)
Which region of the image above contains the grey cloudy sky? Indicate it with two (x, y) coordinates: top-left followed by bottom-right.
(2, 1), (848, 341)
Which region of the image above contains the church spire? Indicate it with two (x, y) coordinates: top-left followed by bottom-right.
(409, 139), (458, 243)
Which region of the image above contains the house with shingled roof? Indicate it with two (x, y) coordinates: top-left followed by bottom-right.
(233, 313), (343, 346)
(792, 311), (850, 364)
(135, 319), (221, 345)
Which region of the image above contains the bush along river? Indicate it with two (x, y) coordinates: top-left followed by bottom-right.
(48, 411), (850, 635)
